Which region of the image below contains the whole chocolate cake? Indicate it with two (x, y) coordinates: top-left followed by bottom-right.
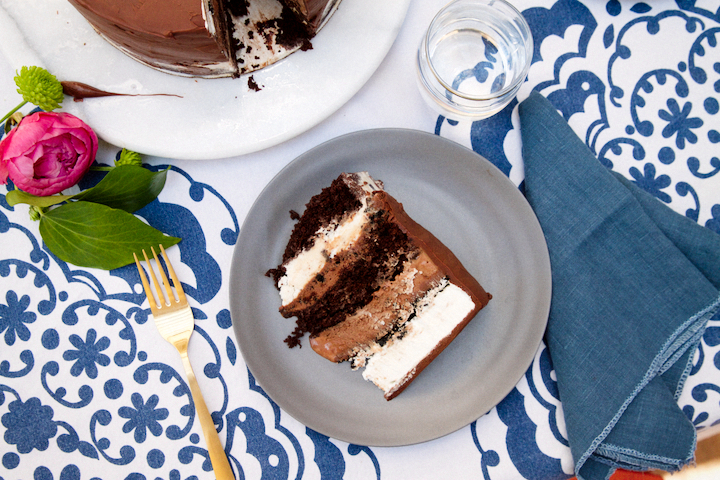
(67, 0), (341, 78)
(267, 172), (492, 400)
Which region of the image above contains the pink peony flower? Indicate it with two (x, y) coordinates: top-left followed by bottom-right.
(0, 111), (98, 196)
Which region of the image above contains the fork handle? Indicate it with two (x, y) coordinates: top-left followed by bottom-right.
(180, 351), (235, 480)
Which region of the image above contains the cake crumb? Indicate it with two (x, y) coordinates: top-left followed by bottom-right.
(248, 76), (262, 92)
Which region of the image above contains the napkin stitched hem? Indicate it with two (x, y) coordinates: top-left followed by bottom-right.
(577, 292), (720, 476)
(675, 341), (698, 401)
(596, 442), (692, 471)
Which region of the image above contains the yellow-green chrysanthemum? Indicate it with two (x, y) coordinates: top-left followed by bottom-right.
(115, 149), (143, 167)
(14, 66), (64, 112)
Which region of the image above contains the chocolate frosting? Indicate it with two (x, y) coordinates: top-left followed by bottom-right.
(67, 0), (338, 78)
(376, 191), (491, 307)
(67, 0), (230, 77)
(284, 0), (334, 28)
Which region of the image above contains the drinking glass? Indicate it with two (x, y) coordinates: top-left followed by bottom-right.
(417, 0), (534, 121)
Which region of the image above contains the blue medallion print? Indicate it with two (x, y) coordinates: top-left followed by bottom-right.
(2, 396), (57, 453)
(658, 98), (703, 149)
(0, 290), (36, 345)
(470, 421), (501, 480)
(63, 328), (112, 379)
(0, 159), (271, 479)
(496, 389), (566, 478)
(118, 393), (169, 443)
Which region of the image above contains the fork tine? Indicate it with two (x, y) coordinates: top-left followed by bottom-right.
(134, 251), (159, 312)
(160, 244), (187, 304)
(143, 248), (168, 307)
(150, 246), (175, 306)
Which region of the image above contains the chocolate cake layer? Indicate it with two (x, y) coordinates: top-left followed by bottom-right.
(278, 173), (366, 265)
(281, 203), (415, 347)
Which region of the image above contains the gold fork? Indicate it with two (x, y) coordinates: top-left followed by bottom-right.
(134, 245), (234, 480)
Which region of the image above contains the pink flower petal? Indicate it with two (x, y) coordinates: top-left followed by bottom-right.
(0, 111), (98, 195)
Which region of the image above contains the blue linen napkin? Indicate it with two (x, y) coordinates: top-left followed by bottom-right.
(518, 91), (720, 480)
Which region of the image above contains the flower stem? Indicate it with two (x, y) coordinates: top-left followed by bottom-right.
(90, 166), (114, 172)
(0, 100), (28, 125)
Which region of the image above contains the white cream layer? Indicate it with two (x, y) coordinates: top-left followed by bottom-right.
(278, 173), (382, 306)
(278, 209), (367, 305)
(361, 282), (475, 396)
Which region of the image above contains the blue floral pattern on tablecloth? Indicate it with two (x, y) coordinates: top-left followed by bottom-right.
(1, 1), (719, 479)
(0, 158), (389, 480)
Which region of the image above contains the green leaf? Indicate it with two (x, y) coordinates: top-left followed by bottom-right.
(73, 165), (169, 213)
(39, 201), (180, 270)
(6, 189), (73, 208)
(5, 165), (168, 213)
(6, 165), (167, 212)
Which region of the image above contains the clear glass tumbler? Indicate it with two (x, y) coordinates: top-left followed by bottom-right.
(417, 0), (534, 121)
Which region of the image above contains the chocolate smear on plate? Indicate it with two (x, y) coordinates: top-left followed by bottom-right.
(61, 81), (183, 102)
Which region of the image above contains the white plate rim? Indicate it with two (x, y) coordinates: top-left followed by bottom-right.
(0, 0), (411, 160)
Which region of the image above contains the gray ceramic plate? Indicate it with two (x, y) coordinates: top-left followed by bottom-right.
(229, 129), (551, 446)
